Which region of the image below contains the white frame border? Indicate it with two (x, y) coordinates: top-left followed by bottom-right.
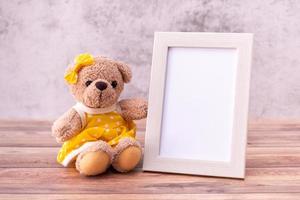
(143, 32), (253, 179)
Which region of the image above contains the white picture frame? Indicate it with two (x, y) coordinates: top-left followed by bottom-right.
(143, 32), (253, 178)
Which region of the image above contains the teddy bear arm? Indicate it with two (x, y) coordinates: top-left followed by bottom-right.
(52, 108), (82, 143)
(118, 98), (148, 121)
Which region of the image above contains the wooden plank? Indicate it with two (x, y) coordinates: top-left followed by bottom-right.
(0, 168), (300, 194)
(248, 130), (300, 147)
(1, 129), (300, 147)
(1, 147), (300, 168)
(248, 121), (300, 131)
(0, 120), (53, 128)
(0, 130), (145, 147)
(0, 193), (300, 200)
(0, 131), (59, 147)
(0, 147), (143, 168)
(246, 147), (300, 168)
(0, 147), (61, 168)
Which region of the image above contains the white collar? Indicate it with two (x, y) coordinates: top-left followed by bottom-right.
(75, 102), (118, 114)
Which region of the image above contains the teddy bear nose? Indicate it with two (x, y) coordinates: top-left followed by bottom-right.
(95, 81), (107, 91)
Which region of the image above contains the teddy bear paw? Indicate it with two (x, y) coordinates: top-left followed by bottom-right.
(75, 141), (113, 176)
(112, 138), (142, 172)
(76, 151), (111, 176)
(52, 124), (74, 143)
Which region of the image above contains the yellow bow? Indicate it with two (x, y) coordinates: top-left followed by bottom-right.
(64, 53), (95, 84)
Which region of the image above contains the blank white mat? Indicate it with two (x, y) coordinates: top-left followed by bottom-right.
(159, 47), (238, 162)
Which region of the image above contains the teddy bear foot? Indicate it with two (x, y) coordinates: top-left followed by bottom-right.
(75, 141), (113, 176)
(112, 138), (142, 172)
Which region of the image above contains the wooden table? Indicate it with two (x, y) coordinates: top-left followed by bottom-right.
(0, 120), (300, 199)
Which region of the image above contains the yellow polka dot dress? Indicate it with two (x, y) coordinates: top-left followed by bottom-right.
(57, 103), (136, 166)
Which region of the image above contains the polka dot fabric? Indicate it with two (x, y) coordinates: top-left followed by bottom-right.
(57, 111), (136, 164)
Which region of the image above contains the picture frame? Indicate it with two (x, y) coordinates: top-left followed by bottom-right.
(143, 32), (253, 178)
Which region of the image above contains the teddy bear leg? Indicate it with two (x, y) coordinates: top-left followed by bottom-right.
(75, 141), (113, 176)
(112, 137), (142, 172)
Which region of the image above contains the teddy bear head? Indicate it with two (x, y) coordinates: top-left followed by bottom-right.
(65, 54), (132, 108)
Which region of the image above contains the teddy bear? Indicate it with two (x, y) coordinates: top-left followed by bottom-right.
(52, 53), (148, 176)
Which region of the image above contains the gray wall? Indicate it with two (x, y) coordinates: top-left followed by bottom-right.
(0, 0), (300, 120)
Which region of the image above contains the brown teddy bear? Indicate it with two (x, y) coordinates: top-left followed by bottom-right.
(52, 53), (148, 176)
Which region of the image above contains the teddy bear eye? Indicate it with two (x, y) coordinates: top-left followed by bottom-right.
(111, 80), (118, 88)
(85, 80), (93, 87)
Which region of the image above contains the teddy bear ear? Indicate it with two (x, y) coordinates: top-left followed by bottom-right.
(116, 61), (132, 83)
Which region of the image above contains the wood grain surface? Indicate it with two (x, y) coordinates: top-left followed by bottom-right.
(0, 120), (299, 200)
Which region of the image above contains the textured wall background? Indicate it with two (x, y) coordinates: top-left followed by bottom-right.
(0, 0), (300, 119)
